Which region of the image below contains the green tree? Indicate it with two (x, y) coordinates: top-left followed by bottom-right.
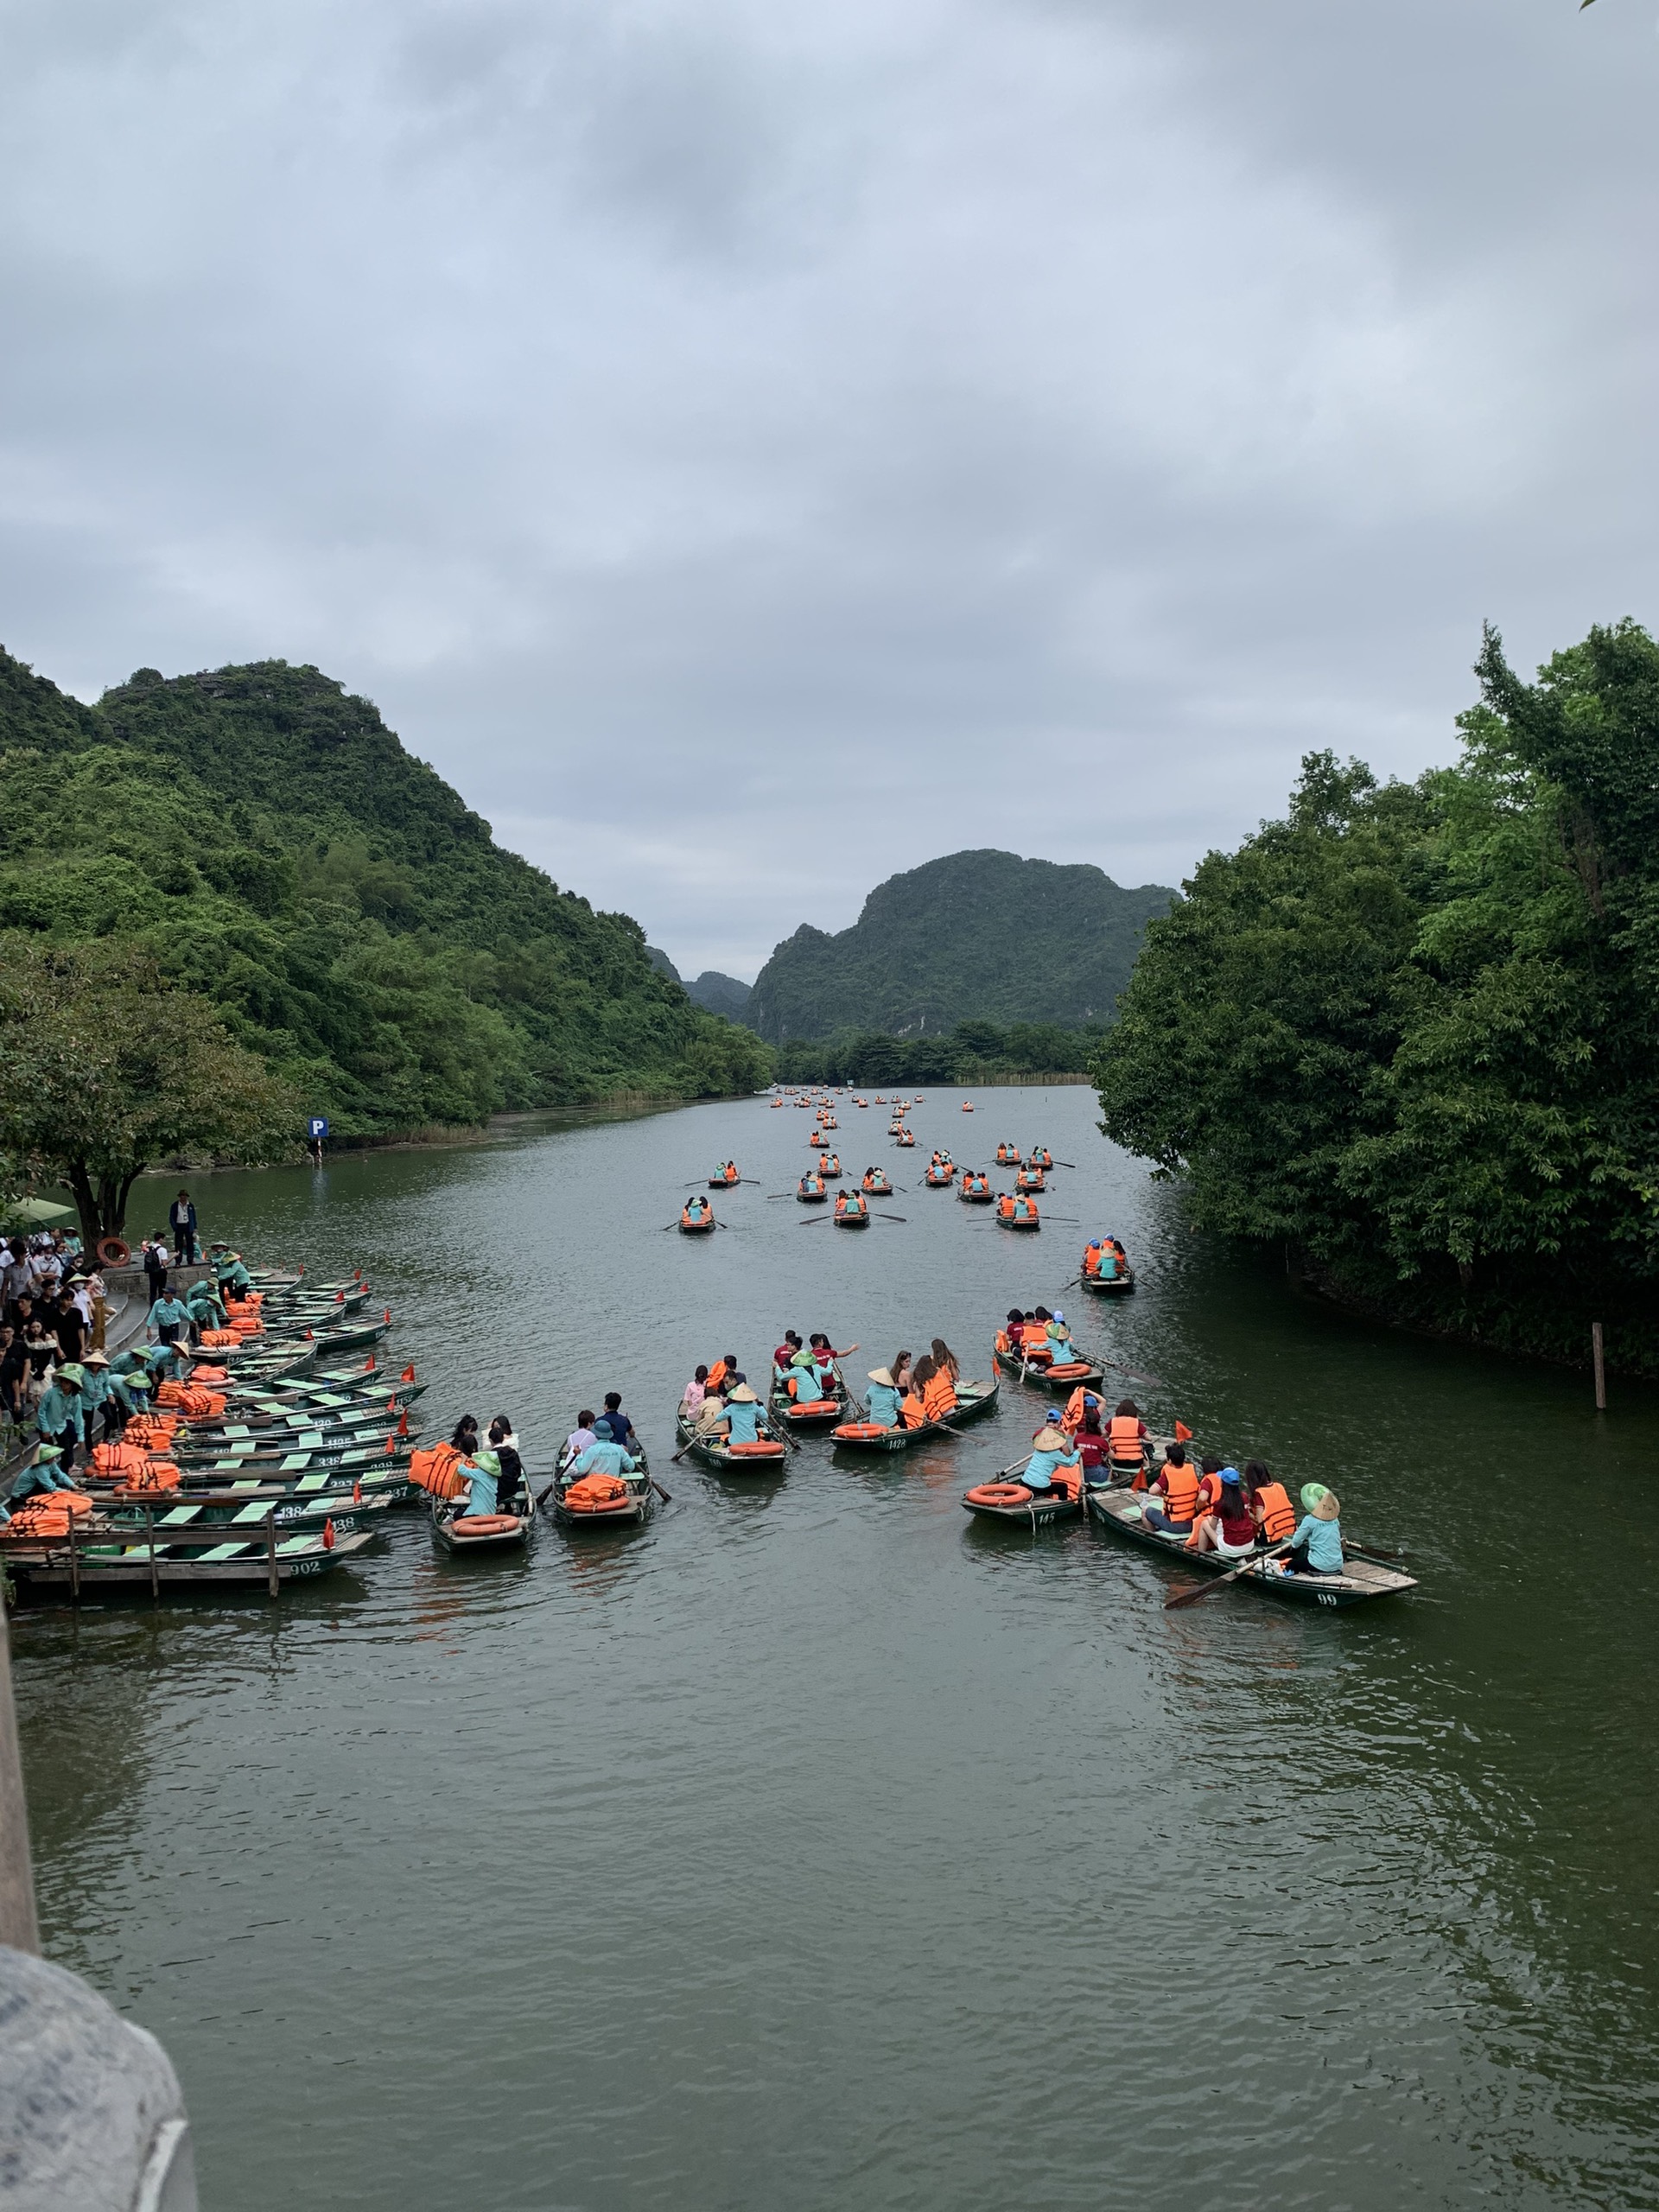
(1093, 620), (1659, 1363)
(0, 939), (296, 1250)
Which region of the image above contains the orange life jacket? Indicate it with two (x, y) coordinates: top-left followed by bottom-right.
(1062, 1388), (1087, 1432)
(1084, 1243), (1102, 1274)
(1196, 1471), (1223, 1516)
(1254, 1480), (1297, 1541)
(1159, 1463), (1200, 1522)
(707, 1360), (728, 1391)
(921, 1372), (957, 1421)
(997, 1196), (1014, 1217)
(900, 1390), (926, 1427)
(1108, 1414), (1145, 1461)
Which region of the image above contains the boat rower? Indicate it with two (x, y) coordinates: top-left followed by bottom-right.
(568, 1432), (637, 1482)
(1022, 1418), (1082, 1494)
(716, 1383), (764, 1446)
(865, 1368), (903, 1427)
(1281, 1484), (1344, 1576)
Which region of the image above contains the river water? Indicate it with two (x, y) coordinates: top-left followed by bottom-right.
(13, 1085), (1659, 2210)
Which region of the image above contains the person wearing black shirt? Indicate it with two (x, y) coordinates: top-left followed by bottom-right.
(54, 1293), (86, 1364)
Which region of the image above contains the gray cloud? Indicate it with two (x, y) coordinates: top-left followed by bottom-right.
(2, 0), (1654, 978)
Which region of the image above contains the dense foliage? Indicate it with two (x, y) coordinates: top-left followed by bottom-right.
(748, 850), (1173, 1043)
(775, 1019), (1104, 1087)
(0, 652), (772, 1139)
(1094, 621), (1659, 1366)
(0, 940), (294, 1246)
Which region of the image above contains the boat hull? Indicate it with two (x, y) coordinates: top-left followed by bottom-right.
(1084, 1488), (1417, 1607)
(830, 1377), (1000, 1452)
(1080, 1271), (1136, 1296)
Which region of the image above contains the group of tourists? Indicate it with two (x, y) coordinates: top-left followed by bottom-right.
(998, 1307), (1082, 1367)
(442, 1414), (529, 1518)
(1135, 1450), (1344, 1575)
(2, 1238), (105, 1427)
(678, 1355), (765, 1445)
(864, 1340), (961, 1429)
(1082, 1236), (1129, 1282)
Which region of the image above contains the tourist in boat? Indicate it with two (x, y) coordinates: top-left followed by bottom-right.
(1248, 1463), (1299, 1548)
(1011, 1194), (1037, 1224)
(718, 1383), (764, 1446)
(865, 1368), (904, 1427)
(931, 1338), (961, 1387)
(919, 1357), (957, 1423)
(1106, 1398), (1149, 1480)
(595, 1393), (637, 1450)
(717, 1355), (746, 1397)
(450, 1414), (480, 1456)
(1074, 1400), (1106, 1474)
(890, 1350), (913, 1404)
(1281, 1484), (1345, 1575)
(1141, 1444), (1200, 1534)
(1186, 1467), (1255, 1556)
(899, 1359), (931, 1427)
(489, 1416), (525, 1512)
(459, 1441), (501, 1517)
(1043, 1309), (1079, 1362)
(1022, 1418), (1082, 1494)
(682, 1365), (711, 1418)
(772, 1330), (803, 1376)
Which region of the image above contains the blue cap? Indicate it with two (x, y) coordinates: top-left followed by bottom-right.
(1053, 1309), (1065, 1323)
(1046, 1408), (1063, 1422)
(1220, 1470), (1242, 1488)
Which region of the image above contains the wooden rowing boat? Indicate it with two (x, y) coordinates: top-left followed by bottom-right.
(961, 1470), (1084, 1526)
(829, 1376), (1000, 1452)
(1079, 1267), (1136, 1296)
(992, 1346), (1104, 1393)
(768, 1372), (849, 1427)
(0, 1524), (377, 1594)
(432, 1498), (535, 1553)
(548, 1437), (655, 1528)
(1083, 1486), (1418, 1607)
(674, 1408), (790, 1473)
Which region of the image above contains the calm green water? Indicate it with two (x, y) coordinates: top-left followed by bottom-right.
(15, 1085), (1659, 2210)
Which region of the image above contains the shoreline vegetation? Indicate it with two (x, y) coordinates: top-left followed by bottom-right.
(1094, 620), (1659, 1378)
(0, 650), (772, 1239)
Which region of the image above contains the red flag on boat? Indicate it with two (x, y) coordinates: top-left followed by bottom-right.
(384, 1433), (393, 1456)
(1174, 1419), (1193, 1441)
(401, 1364), (416, 1383)
(383, 1307), (391, 1324)
(323, 1517), (335, 1550)
(353, 1480), (362, 1504)
(363, 1355), (374, 1370)
(304, 1328), (315, 1339)
(335, 1289), (345, 1303)
(397, 1410), (409, 1437)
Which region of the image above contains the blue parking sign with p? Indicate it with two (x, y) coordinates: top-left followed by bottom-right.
(307, 1117), (329, 1141)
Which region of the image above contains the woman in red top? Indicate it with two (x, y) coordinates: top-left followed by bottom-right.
(1189, 1468), (1257, 1557)
(1076, 1401), (1106, 1475)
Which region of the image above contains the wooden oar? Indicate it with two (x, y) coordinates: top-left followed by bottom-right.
(1165, 1539), (1291, 1610)
(874, 1212), (907, 1224)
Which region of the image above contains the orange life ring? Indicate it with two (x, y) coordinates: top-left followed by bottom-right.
(831, 1421), (890, 1441)
(449, 1513), (522, 1536)
(965, 1483), (1034, 1508)
(1046, 1361), (1092, 1381)
(791, 1399), (840, 1416)
(96, 1235), (130, 1268)
(727, 1439), (785, 1457)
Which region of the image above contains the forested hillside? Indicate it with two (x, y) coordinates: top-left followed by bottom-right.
(748, 850), (1173, 1044)
(1095, 620), (1659, 1370)
(0, 652), (770, 1138)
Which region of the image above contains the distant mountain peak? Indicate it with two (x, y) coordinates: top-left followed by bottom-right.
(747, 848), (1173, 1043)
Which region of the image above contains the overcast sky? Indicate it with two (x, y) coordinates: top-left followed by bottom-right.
(3, 0), (1655, 979)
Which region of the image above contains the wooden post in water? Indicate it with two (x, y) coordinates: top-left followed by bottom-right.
(1592, 1321), (1606, 1412)
(145, 1508), (158, 1602)
(67, 1511), (79, 1606)
(265, 1511), (279, 1600)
